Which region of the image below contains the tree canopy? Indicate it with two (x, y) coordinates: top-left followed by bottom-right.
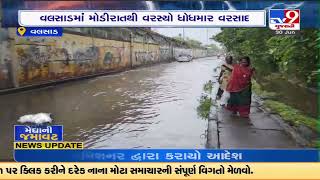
(213, 28), (319, 87)
(173, 36), (204, 49)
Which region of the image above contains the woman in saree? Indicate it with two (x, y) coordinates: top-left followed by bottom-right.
(226, 56), (255, 118)
(216, 56), (233, 101)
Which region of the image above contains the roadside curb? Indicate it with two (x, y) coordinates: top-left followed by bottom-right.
(206, 79), (220, 149)
(207, 103), (220, 149)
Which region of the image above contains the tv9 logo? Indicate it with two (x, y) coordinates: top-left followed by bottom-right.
(269, 9), (300, 30)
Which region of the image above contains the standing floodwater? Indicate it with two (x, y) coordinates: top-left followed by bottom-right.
(0, 57), (220, 160)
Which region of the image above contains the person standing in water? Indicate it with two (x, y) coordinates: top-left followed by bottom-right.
(216, 56), (233, 101)
(226, 56), (255, 118)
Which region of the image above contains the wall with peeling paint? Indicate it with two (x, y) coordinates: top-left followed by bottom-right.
(0, 28), (12, 89)
(0, 28), (207, 90)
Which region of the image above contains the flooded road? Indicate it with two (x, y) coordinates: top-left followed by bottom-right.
(0, 57), (220, 160)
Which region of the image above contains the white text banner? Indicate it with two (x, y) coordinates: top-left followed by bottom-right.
(19, 10), (266, 27)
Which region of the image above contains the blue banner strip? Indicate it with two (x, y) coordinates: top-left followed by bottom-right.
(14, 125), (63, 141)
(14, 149), (319, 162)
(16, 27), (63, 37)
(2, 0), (319, 28)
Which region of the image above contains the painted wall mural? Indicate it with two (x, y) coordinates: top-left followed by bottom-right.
(73, 46), (99, 62)
(0, 36), (12, 89)
(103, 52), (113, 65)
(103, 47), (124, 66)
(0, 28), (207, 90)
(159, 47), (173, 62)
(135, 51), (160, 66)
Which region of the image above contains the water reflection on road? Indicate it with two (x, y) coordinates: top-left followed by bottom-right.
(0, 57), (220, 160)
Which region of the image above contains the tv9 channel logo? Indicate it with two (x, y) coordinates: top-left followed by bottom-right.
(269, 9), (300, 30)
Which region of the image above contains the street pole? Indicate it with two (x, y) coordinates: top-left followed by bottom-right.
(206, 28), (209, 56)
(206, 28), (208, 45)
(183, 28), (185, 41)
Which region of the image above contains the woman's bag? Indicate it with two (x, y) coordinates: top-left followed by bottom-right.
(220, 91), (230, 106)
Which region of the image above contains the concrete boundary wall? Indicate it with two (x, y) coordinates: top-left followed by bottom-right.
(0, 28), (207, 91)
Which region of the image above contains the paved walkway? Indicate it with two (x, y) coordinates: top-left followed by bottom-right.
(207, 94), (299, 149)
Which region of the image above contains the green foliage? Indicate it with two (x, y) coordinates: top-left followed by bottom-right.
(203, 81), (213, 94)
(196, 94), (212, 120)
(213, 28), (319, 87)
(173, 36), (203, 48)
(206, 43), (220, 51)
(197, 81), (214, 120)
(264, 100), (318, 132)
(309, 139), (320, 148)
(206, 43), (223, 55)
(314, 140), (320, 148)
(252, 80), (277, 98)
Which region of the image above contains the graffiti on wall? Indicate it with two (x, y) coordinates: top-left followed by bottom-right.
(14, 41), (128, 85)
(16, 46), (51, 68)
(103, 47), (124, 66)
(135, 51), (159, 65)
(15, 43), (100, 83)
(2, 27), (207, 89)
(159, 47), (172, 61)
(0, 39), (12, 89)
(16, 45), (52, 83)
(104, 52), (113, 64)
(73, 46), (99, 62)
(48, 47), (70, 62)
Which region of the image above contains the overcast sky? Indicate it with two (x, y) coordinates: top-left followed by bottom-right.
(152, 28), (221, 46)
